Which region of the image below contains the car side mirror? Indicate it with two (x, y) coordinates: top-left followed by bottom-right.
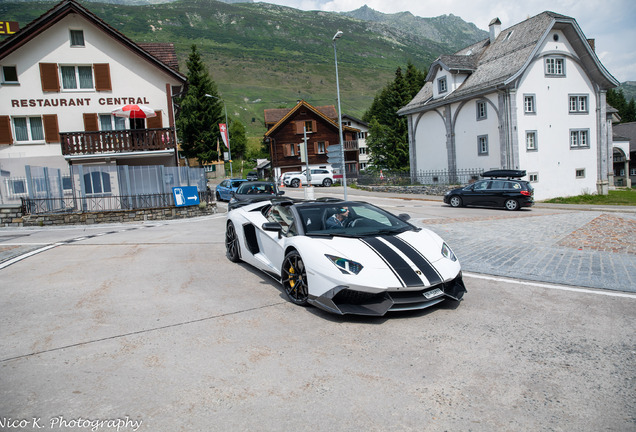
(262, 222), (283, 238)
(398, 213), (411, 222)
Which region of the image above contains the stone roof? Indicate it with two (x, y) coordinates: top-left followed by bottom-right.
(399, 11), (618, 115)
(613, 122), (636, 152)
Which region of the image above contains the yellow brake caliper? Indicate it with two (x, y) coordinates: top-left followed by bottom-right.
(288, 266), (296, 289)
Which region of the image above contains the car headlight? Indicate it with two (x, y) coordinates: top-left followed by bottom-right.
(325, 255), (364, 275)
(441, 242), (457, 261)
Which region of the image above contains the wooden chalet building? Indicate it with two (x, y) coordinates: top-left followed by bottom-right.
(264, 100), (360, 180)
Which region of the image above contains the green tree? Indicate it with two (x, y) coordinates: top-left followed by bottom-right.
(363, 62), (426, 171)
(229, 119), (247, 159)
(623, 98), (636, 123)
(175, 45), (224, 164)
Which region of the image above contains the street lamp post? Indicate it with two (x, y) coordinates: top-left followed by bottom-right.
(205, 94), (232, 178)
(332, 30), (348, 200)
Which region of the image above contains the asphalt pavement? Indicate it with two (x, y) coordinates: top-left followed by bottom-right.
(2, 186), (635, 293)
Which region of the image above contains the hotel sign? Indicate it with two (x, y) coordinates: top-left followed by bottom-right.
(0, 21), (19, 35)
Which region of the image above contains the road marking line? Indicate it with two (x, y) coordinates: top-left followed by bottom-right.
(0, 243), (63, 270)
(464, 272), (636, 299)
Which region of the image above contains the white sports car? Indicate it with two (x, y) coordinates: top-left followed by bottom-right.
(225, 198), (466, 316)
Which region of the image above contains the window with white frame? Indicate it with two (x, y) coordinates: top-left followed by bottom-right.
(60, 65), (93, 90)
(316, 141), (326, 154)
(630, 167), (636, 176)
(70, 29), (85, 47)
(476, 101), (487, 120)
(477, 135), (488, 155)
(526, 131), (538, 151)
(569, 95), (588, 113)
(545, 57), (565, 76)
(99, 114), (126, 131)
(13, 116), (44, 142)
(438, 76), (447, 93)
(2, 65), (18, 84)
(524, 95), (535, 114)
(570, 129), (590, 148)
(575, 168), (585, 179)
(5, 178), (27, 198)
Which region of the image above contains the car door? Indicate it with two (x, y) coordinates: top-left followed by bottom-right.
(255, 204), (297, 274)
(462, 180), (490, 206)
(217, 180), (230, 201)
(487, 180), (506, 207)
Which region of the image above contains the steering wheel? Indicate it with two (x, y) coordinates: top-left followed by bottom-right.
(346, 217), (358, 228)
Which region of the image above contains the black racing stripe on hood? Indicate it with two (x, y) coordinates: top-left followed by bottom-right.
(361, 237), (422, 287)
(381, 235), (443, 285)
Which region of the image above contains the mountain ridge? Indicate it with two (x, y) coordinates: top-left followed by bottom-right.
(1, 0), (488, 135)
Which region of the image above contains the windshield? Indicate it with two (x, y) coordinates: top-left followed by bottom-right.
(236, 182), (277, 195)
(296, 202), (414, 237)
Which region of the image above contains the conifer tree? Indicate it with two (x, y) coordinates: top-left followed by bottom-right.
(175, 45), (224, 164)
(363, 62), (427, 171)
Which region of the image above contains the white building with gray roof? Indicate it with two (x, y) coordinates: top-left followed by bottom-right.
(398, 12), (619, 200)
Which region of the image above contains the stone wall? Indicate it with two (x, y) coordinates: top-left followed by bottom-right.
(0, 203), (217, 227)
(355, 184), (453, 195)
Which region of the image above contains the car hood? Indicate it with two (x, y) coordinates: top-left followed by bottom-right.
(298, 229), (456, 287)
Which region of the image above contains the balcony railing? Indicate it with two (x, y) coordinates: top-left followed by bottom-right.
(60, 128), (177, 156)
(343, 140), (358, 151)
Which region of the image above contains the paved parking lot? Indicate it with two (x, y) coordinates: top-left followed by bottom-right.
(1, 191), (635, 431)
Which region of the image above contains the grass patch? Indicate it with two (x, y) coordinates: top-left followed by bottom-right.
(544, 189), (636, 205)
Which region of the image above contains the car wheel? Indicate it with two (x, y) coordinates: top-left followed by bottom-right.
(505, 199), (519, 211)
(291, 179), (300, 188)
(225, 221), (241, 262)
(322, 178), (332, 187)
(449, 195), (462, 207)
(216, 192), (222, 201)
(281, 251), (308, 306)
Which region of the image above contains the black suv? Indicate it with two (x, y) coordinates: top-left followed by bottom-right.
(444, 170), (534, 211)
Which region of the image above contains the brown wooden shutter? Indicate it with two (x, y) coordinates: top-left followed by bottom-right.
(42, 115), (59, 143)
(0, 116), (13, 144)
(311, 120), (317, 132)
(295, 121), (304, 134)
(283, 143), (291, 157)
(39, 63), (60, 92)
(83, 113), (99, 131)
(93, 63), (112, 91)
(146, 111), (162, 129)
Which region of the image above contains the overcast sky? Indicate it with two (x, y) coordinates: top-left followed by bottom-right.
(257, 0), (636, 83)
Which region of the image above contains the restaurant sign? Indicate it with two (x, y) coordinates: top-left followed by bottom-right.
(10, 96), (151, 109)
(0, 21), (19, 35)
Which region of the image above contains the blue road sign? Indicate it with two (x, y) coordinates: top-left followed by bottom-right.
(173, 186), (199, 207)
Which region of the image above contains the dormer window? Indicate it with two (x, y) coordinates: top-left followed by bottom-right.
(438, 76), (447, 94)
(70, 29), (85, 47)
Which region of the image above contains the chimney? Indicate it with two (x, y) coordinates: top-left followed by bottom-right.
(489, 18), (501, 44)
(587, 38), (595, 52)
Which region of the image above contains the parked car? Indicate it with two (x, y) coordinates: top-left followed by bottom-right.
(215, 178), (247, 201)
(444, 170), (534, 211)
(284, 168), (334, 187)
(246, 171), (259, 181)
(225, 198), (466, 316)
(228, 181), (284, 211)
